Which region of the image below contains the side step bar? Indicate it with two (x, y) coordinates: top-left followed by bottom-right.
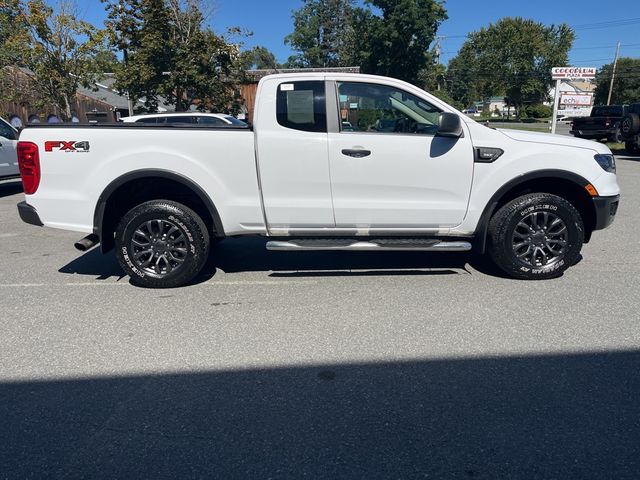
(266, 239), (472, 252)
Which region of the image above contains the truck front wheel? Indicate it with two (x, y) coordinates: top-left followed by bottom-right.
(114, 200), (210, 288)
(487, 193), (584, 280)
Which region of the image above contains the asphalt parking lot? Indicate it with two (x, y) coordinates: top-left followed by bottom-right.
(1, 157), (639, 479)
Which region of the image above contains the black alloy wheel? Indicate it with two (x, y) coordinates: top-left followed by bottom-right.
(488, 193), (584, 279)
(115, 200), (210, 288)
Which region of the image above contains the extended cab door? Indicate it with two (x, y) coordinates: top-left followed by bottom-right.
(327, 81), (474, 229)
(255, 78), (334, 232)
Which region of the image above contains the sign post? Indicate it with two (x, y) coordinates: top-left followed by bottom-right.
(551, 78), (561, 135)
(550, 67), (596, 135)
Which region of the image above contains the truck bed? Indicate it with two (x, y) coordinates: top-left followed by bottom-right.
(18, 123), (265, 236)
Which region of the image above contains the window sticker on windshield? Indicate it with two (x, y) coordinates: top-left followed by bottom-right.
(280, 83), (294, 91)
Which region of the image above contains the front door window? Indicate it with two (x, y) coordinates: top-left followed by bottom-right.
(338, 82), (441, 135)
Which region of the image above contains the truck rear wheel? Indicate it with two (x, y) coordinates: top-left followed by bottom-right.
(115, 200), (210, 288)
(487, 193), (584, 280)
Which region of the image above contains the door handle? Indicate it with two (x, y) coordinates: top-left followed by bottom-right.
(341, 148), (371, 158)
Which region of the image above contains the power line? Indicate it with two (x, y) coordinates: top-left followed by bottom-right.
(572, 42), (640, 50)
(572, 17), (640, 30)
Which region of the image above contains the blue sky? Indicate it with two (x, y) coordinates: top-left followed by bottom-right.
(65, 0), (640, 67)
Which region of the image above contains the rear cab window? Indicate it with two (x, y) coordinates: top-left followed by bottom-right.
(591, 106), (625, 117)
(135, 117), (159, 124)
(276, 81), (326, 132)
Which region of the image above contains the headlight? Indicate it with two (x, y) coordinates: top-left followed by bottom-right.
(594, 154), (616, 173)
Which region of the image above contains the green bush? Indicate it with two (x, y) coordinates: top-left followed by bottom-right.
(523, 104), (552, 119)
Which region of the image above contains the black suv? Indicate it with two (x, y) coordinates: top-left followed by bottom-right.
(620, 103), (640, 155)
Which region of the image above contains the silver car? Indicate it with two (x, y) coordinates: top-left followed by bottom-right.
(0, 117), (19, 178)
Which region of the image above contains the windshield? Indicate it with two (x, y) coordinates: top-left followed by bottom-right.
(223, 116), (247, 126)
(591, 106), (624, 117)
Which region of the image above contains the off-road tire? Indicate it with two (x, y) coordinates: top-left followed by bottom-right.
(487, 193), (584, 280)
(620, 113), (640, 137)
(115, 200), (210, 288)
(609, 127), (623, 143)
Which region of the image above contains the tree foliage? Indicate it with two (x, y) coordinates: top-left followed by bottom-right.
(353, 0), (447, 84)
(0, 0), (29, 69)
(239, 46), (279, 70)
(284, 0), (447, 85)
(103, 0), (172, 111)
(594, 58), (640, 105)
(446, 17), (574, 113)
(284, 0), (356, 68)
(103, 0), (242, 113)
(161, 0), (242, 112)
(1, 0), (109, 119)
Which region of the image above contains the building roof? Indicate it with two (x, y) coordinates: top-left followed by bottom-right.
(78, 76), (176, 112)
(246, 66), (360, 81)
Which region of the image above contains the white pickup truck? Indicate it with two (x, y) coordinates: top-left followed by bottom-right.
(16, 73), (620, 287)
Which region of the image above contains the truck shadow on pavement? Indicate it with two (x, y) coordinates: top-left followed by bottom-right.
(2, 350), (639, 479)
(59, 236), (511, 283)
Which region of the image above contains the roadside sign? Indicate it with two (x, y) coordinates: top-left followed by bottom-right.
(551, 66), (596, 134)
(551, 67), (596, 80)
(560, 93), (593, 106)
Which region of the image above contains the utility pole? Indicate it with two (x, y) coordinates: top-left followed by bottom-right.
(607, 41), (621, 105)
(433, 36), (444, 65)
(433, 36), (444, 91)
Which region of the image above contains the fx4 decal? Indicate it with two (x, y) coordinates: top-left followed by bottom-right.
(45, 141), (90, 153)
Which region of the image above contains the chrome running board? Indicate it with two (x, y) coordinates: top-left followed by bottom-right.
(266, 239), (472, 252)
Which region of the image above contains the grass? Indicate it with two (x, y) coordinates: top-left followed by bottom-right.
(492, 123), (550, 133)
(605, 142), (627, 154)
(476, 121), (550, 133)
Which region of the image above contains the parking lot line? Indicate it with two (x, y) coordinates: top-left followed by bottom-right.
(0, 279), (319, 288)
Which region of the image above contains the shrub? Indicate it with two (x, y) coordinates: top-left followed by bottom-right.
(523, 104), (552, 119)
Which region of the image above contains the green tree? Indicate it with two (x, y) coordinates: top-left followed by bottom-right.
(447, 17), (574, 115)
(284, 0), (447, 85)
(284, 0), (356, 68)
(161, 0), (243, 112)
(352, 0), (447, 84)
(446, 42), (494, 108)
(93, 48), (120, 73)
(103, 0), (243, 113)
(103, 0), (172, 111)
(3, 0), (108, 119)
(0, 0), (29, 69)
(594, 58), (640, 105)
(239, 46), (279, 70)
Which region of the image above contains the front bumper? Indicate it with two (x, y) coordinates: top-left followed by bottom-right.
(17, 201), (43, 226)
(592, 195), (620, 230)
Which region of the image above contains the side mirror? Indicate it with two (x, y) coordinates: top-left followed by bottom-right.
(437, 112), (463, 138)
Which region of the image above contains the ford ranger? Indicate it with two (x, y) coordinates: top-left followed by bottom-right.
(16, 73), (620, 287)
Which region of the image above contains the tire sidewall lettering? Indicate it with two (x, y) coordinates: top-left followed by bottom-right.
(121, 245), (145, 278)
(520, 204), (558, 217)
